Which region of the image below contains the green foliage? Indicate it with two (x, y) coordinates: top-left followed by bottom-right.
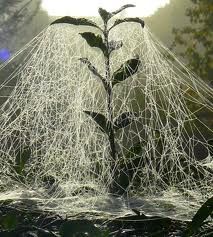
(171, 0), (213, 132)
(112, 57), (141, 87)
(171, 0), (213, 83)
(59, 220), (106, 237)
(51, 16), (99, 29)
(187, 196), (213, 235)
(84, 111), (111, 135)
(79, 32), (108, 56)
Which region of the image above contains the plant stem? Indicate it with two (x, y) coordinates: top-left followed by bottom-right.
(103, 23), (116, 163)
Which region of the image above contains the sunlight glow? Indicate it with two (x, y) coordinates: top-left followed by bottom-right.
(41, 0), (170, 17)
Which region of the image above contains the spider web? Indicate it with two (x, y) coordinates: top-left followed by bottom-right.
(0, 21), (212, 219)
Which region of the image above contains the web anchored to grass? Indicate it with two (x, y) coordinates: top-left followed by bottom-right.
(0, 5), (212, 219)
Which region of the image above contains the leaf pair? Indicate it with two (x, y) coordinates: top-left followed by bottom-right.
(51, 5), (145, 31)
(84, 111), (137, 135)
(80, 55), (141, 89)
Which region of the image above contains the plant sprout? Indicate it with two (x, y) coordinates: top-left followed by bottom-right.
(51, 4), (144, 192)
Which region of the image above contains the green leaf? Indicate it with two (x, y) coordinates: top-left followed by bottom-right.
(112, 57), (141, 86)
(14, 147), (31, 175)
(98, 8), (112, 23)
(188, 196), (213, 233)
(59, 220), (102, 237)
(114, 112), (137, 129)
(84, 111), (110, 134)
(79, 32), (107, 56)
(111, 17), (145, 30)
(50, 16), (99, 29)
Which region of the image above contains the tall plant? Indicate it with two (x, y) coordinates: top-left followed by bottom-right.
(51, 4), (144, 192)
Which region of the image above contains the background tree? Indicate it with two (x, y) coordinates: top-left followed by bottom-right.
(145, 0), (191, 47)
(0, 0), (47, 105)
(0, 0), (41, 45)
(170, 0), (213, 146)
(171, 0), (213, 85)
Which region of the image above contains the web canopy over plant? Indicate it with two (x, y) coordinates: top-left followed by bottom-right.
(0, 7), (212, 219)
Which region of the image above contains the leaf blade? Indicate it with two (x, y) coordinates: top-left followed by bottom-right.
(111, 17), (145, 30)
(188, 196), (213, 232)
(79, 32), (107, 56)
(112, 57), (141, 86)
(50, 16), (99, 29)
(84, 111), (110, 134)
(98, 8), (112, 23)
(112, 4), (136, 16)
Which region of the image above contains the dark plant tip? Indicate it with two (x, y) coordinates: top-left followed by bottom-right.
(50, 18), (63, 25)
(50, 16), (73, 25)
(127, 4), (136, 8)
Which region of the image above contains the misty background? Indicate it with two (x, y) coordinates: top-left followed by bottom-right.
(0, 0), (191, 56)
